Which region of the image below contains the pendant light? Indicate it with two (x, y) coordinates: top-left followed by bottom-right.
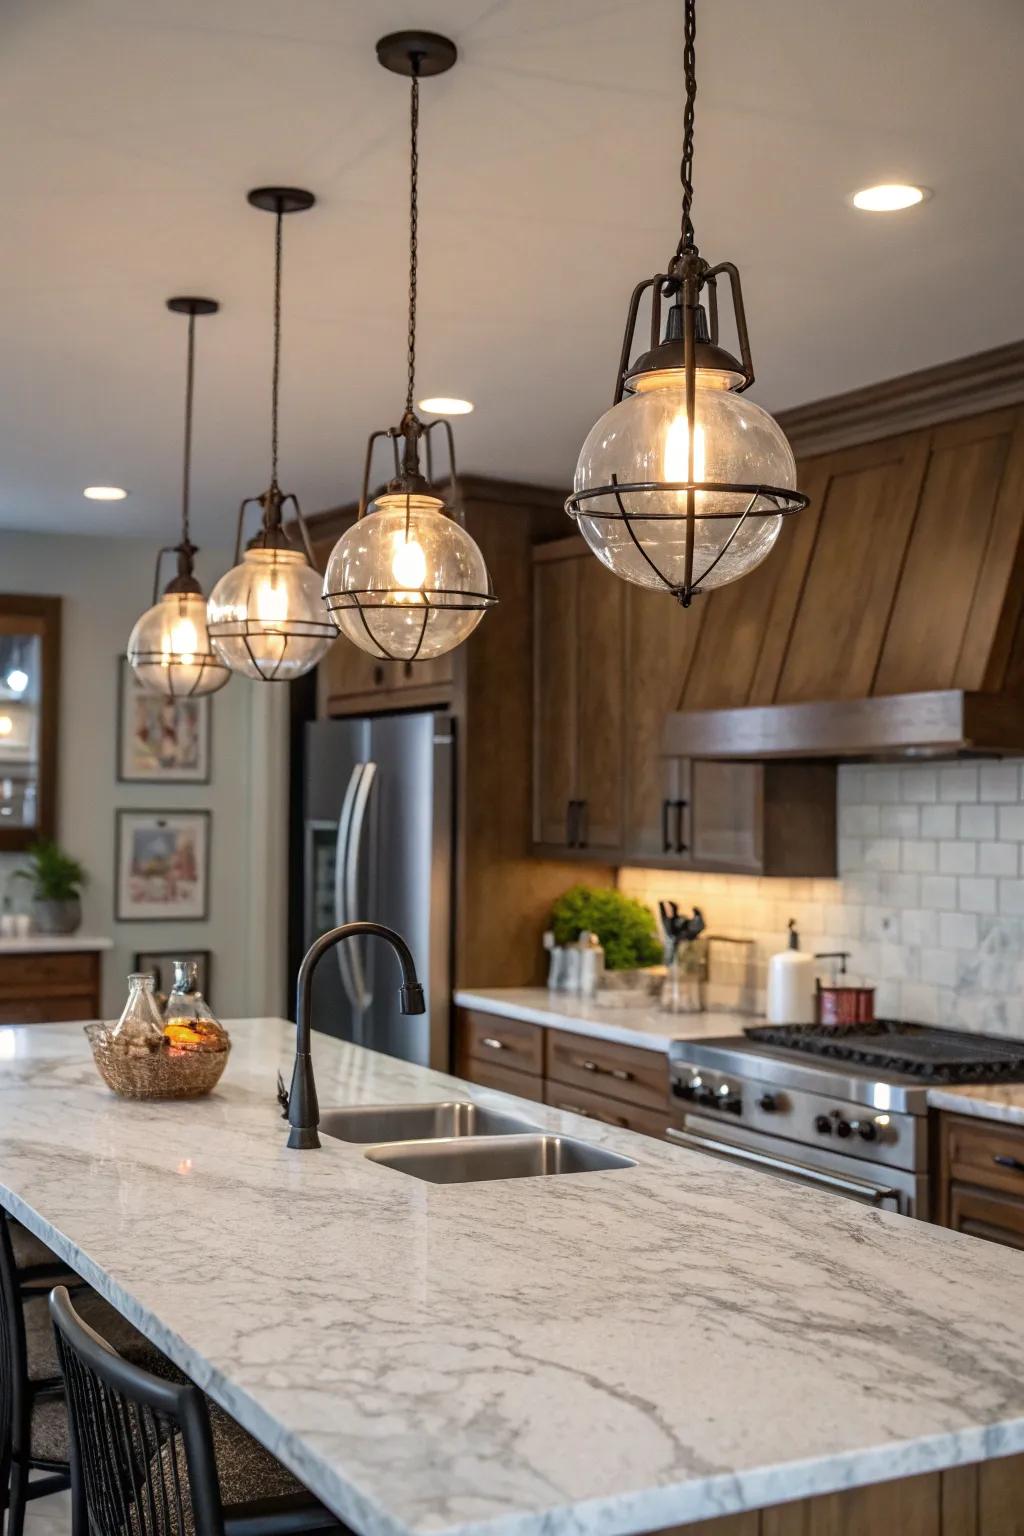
(567, 0), (807, 604)
(323, 31), (496, 663)
(207, 189), (336, 682)
(127, 299), (230, 698)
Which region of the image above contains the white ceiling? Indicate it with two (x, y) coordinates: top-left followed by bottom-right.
(2, 0), (1022, 543)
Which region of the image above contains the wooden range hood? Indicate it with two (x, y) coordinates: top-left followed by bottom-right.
(663, 342), (1024, 761)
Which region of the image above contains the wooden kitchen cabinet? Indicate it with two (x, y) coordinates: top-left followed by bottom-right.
(453, 1006), (671, 1138)
(533, 539), (835, 875)
(0, 949), (102, 1023)
(936, 1111), (1024, 1250)
(532, 541), (625, 854)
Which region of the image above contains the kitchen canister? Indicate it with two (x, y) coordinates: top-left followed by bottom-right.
(765, 919), (816, 1024)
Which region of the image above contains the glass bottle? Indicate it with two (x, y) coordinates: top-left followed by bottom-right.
(162, 960), (228, 1050)
(111, 973), (166, 1046)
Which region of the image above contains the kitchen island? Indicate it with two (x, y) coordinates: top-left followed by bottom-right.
(2, 1018), (1024, 1536)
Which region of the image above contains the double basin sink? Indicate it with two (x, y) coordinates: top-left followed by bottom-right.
(319, 1101), (636, 1184)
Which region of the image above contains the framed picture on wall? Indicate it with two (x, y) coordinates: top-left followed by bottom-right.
(115, 810), (211, 922)
(134, 949), (211, 1004)
(117, 658), (211, 783)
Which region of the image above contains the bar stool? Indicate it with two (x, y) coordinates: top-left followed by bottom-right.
(50, 1286), (345, 1536)
(1, 1212), (187, 1536)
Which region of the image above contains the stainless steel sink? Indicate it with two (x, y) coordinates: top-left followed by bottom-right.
(363, 1133), (636, 1184)
(319, 1101), (540, 1144)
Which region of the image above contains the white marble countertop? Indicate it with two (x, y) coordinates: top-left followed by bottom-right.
(0, 933), (113, 953)
(927, 1083), (1024, 1127)
(454, 986), (754, 1052)
(3, 1018), (1024, 1536)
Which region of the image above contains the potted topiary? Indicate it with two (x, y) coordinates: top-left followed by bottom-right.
(550, 884), (664, 1002)
(13, 840), (87, 935)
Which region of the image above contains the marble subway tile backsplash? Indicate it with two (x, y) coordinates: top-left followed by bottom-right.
(618, 758), (1024, 1040)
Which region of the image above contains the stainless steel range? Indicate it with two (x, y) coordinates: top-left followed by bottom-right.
(669, 1022), (1024, 1219)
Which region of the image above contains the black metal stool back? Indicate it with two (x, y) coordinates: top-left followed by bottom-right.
(0, 1211), (22, 1519)
(50, 1285), (225, 1536)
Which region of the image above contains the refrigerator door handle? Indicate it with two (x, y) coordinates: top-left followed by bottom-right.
(344, 760), (378, 1016)
(334, 764), (365, 1013)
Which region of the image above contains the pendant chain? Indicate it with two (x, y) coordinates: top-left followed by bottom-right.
(677, 0), (698, 256)
(271, 206), (283, 491)
(181, 310), (195, 548)
(406, 58), (421, 418)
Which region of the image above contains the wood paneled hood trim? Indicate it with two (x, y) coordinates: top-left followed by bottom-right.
(777, 339), (1024, 460)
(664, 396), (1024, 760)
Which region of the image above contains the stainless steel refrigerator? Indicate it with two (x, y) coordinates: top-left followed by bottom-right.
(301, 712), (453, 1067)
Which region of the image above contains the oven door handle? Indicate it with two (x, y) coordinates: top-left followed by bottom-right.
(666, 1127), (901, 1209)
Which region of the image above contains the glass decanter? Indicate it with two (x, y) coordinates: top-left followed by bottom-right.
(110, 973), (166, 1047)
(162, 960), (228, 1051)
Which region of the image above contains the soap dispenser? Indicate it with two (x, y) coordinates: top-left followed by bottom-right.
(765, 919), (816, 1024)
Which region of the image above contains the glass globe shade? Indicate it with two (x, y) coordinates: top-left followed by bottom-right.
(324, 493), (491, 662)
(573, 368), (796, 592)
(127, 592), (230, 698)
(207, 548), (335, 681)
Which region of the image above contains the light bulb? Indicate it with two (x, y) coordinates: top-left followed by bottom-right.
(127, 592), (229, 698)
(207, 547), (335, 681)
(392, 534), (427, 591)
(0, 716), (12, 737)
(573, 366), (795, 592)
(324, 493), (492, 662)
(6, 670), (28, 694)
(254, 570), (290, 624)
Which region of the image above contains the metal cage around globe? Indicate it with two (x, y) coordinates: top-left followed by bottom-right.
(572, 368), (798, 595)
(127, 591), (230, 698)
(323, 493), (494, 663)
(207, 547), (335, 681)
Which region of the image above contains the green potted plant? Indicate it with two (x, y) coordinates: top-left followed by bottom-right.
(13, 840), (87, 935)
(551, 885), (663, 975)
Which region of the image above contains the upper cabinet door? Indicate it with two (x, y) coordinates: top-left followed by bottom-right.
(573, 556), (626, 852)
(623, 586), (703, 860)
(773, 432), (931, 703)
(532, 549), (579, 846)
(688, 761), (763, 872)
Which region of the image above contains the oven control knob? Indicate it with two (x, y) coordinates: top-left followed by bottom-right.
(858, 1121), (878, 1142)
(814, 1115), (832, 1135)
(720, 1096), (742, 1115)
(672, 1081), (696, 1100)
(835, 1119), (853, 1139)
(697, 1089), (718, 1108)
(758, 1094), (779, 1113)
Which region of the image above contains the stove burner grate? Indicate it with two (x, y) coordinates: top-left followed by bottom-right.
(744, 1020), (1024, 1083)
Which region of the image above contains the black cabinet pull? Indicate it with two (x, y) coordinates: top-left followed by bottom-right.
(661, 799), (672, 852)
(566, 800), (582, 847)
(674, 798), (689, 854)
(993, 1154), (1024, 1174)
(577, 799), (589, 849)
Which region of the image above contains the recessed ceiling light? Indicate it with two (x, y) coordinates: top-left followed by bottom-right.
(83, 485), (128, 500)
(418, 397), (474, 416)
(851, 184), (928, 212)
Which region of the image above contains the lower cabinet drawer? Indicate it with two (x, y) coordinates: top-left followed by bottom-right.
(458, 1008), (544, 1077)
(458, 1055), (545, 1104)
(0, 995), (97, 1024)
(544, 1082), (670, 1140)
(0, 951), (97, 995)
(545, 1028), (669, 1111)
(948, 1181), (1024, 1250)
(942, 1113), (1024, 1199)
